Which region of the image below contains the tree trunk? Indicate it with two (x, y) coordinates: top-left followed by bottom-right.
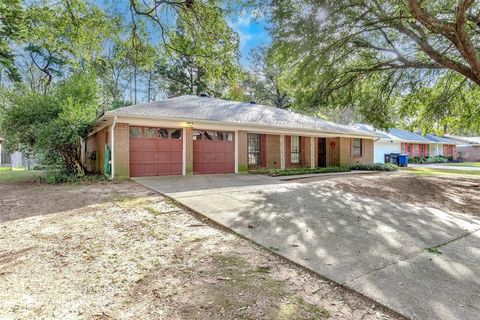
(59, 144), (86, 176)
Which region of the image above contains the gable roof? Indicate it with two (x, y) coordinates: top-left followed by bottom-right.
(353, 124), (401, 141)
(423, 134), (460, 145)
(353, 124), (459, 144)
(387, 128), (431, 143)
(444, 135), (480, 145)
(106, 95), (374, 137)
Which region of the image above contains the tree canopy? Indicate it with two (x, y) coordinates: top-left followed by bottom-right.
(269, 0), (480, 132)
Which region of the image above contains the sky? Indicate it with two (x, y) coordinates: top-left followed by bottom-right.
(227, 10), (271, 67)
(95, 0), (270, 68)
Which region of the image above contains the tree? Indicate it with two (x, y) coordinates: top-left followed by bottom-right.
(20, 0), (116, 92)
(158, 2), (242, 97)
(269, 0), (480, 129)
(244, 46), (291, 108)
(0, 0), (25, 81)
(0, 73), (99, 175)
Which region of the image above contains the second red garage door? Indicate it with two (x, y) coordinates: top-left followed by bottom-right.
(193, 130), (235, 174)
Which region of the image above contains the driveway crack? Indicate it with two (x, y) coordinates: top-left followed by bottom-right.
(344, 225), (480, 286)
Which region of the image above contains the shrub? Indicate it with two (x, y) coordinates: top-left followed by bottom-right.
(349, 163), (398, 171)
(424, 156), (448, 163)
(40, 169), (108, 184)
(256, 166), (351, 177)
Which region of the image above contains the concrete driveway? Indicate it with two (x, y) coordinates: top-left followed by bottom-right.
(134, 174), (480, 320)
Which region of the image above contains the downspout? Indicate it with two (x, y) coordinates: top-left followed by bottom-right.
(111, 116), (117, 179)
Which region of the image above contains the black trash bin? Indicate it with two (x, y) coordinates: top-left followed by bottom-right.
(390, 153), (400, 166)
(384, 154), (392, 164)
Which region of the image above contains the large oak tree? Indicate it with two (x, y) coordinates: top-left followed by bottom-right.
(269, 0), (480, 131)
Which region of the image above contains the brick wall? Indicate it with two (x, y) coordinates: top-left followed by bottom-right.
(265, 134), (281, 169)
(326, 138), (340, 166)
(238, 131), (248, 173)
(458, 145), (480, 161)
(339, 138), (374, 165)
(114, 123), (129, 179)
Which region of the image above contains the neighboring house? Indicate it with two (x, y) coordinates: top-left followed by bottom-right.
(354, 125), (461, 163)
(423, 134), (459, 158)
(353, 124), (402, 163)
(0, 137), (36, 168)
(84, 95), (376, 178)
(445, 135), (480, 161)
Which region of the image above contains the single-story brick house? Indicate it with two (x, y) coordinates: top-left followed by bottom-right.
(83, 95), (376, 178)
(445, 135), (480, 161)
(354, 124), (460, 163)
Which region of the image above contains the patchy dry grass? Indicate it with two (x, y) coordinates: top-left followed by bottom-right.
(0, 180), (403, 320)
(299, 171), (480, 216)
(403, 166), (480, 176)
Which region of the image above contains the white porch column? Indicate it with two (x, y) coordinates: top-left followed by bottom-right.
(310, 137), (315, 168)
(280, 134), (285, 169)
(182, 127), (187, 176)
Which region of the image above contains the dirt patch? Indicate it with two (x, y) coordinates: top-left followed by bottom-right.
(300, 172), (480, 216)
(0, 180), (403, 319)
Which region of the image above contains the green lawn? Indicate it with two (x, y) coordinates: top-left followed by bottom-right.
(0, 169), (44, 183)
(403, 167), (480, 176)
(443, 162), (480, 167)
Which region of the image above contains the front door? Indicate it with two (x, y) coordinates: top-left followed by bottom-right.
(318, 138), (327, 167)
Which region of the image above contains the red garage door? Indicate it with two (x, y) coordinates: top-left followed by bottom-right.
(193, 130), (235, 174)
(129, 126), (183, 177)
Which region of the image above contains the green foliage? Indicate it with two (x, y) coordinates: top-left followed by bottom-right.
(409, 156), (449, 164)
(349, 163), (398, 172)
(268, 1), (480, 131)
(41, 169), (108, 184)
(22, 0), (117, 89)
(251, 166), (350, 177)
(159, 2), (241, 97)
(0, 0), (25, 81)
(243, 46), (291, 108)
(0, 73), (99, 174)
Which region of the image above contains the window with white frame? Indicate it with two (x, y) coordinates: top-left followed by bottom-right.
(290, 136), (301, 164)
(353, 138), (362, 157)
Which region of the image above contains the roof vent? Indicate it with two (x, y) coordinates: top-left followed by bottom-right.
(249, 101), (256, 104)
(199, 93), (208, 97)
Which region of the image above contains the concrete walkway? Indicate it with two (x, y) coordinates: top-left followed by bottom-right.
(134, 174), (480, 320)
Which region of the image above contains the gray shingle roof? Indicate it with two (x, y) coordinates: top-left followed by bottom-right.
(353, 124), (400, 140)
(423, 134), (460, 144)
(107, 95), (373, 136)
(444, 135), (480, 145)
(387, 128), (431, 143)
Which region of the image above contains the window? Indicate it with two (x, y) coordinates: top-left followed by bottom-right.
(159, 128), (169, 139)
(353, 138), (362, 157)
(248, 133), (261, 166)
(129, 127), (142, 138)
(193, 130), (234, 141)
(144, 127), (157, 138)
(290, 136), (301, 164)
(170, 129), (182, 139)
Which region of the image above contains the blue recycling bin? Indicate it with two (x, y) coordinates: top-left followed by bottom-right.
(398, 154), (409, 167)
